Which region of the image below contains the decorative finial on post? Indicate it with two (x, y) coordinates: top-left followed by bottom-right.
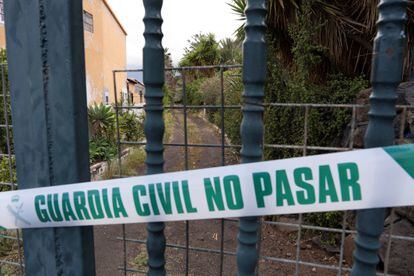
(351, 0), (407, 275)
(237, 0), (267, 275)
(142, 0), (166, 275)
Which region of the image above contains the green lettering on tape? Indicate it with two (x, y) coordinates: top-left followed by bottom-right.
(319, 165), (339, 203)
(253, 172), (272, 208)
(338, 163), (361, 201)
(294, 167), (316, 205)
(276, 170), (294, 207)
(204, 177), (225, 212)
(133, 185), (150, 216)
(35, 195), (50, 222)
(223, 175), (244, 210)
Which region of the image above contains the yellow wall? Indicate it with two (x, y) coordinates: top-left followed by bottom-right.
(0, 0), (127, 106)
(0, 22), (5, 49)
(83, 0), (127, 105)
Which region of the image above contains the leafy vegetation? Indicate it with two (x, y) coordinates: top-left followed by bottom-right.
(219, 38), (242, 65)
(89, 138), (117, 165)
(0, 157), (16, 192)
(119, 111), (145, 142)
(0, 49), (13, 156)
(305, 211), (344, 246)
(177, 3), (372, 230)
(179, 33), (221, 75)
(102, 147), (146, 179)
(88, 103), (116, 139)
(200, 71), (243, 146)
(88, 103), (116, 164)
(263, 14), (368, 160)
(229, 0), (414, 78)
(194, 5), (368, 161)
(88, 103), (144, 164)
(169, 34), (242, 106)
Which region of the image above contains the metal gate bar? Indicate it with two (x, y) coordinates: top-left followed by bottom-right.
(3, 0), (95, 275)
(352, 1), (408, 275)
(237, 0), (267, 274)
(142, 0), (166, 275)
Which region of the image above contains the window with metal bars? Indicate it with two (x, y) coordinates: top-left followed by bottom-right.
(0, 0), (4, 23)
(83, 10), (93, 33)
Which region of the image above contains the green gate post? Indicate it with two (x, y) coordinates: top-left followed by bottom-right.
(237, 0), (267, 275)
(351, 0), (408, 275)
(142, 0), (166, 275)
(4, 0), (95, 275)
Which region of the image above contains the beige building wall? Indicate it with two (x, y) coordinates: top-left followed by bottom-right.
(101, 1), (127, 105)
(83, 0), (127, 105)
(0, 0), (127, 106)
(83, 0), (104, 104)
(127, 80), (145, 105)
(0, 24), (5, 49)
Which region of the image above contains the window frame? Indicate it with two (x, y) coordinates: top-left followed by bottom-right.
(83, 10), (94, 33)
(0, 0), (4, 23)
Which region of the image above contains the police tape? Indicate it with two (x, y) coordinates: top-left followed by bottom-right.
(1, 144), (414, 230)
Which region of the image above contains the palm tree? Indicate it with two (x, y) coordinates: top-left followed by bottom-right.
(87, 103), (115, 139)
(180, 33), (221, 67)
(219, 38), (242, 65)
(228, 0), (414, 78)
(179, 33), (221, 77)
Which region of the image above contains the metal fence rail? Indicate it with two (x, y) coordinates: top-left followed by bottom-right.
(112, 63), (414, 275)
(2, 64), (412, 275)
(0, 63), (24, 275)
(0, 71), (412, 275)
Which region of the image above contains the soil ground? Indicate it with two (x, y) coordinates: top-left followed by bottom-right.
(94, 111), (350, 275)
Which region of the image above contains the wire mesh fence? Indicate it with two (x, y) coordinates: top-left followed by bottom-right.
(108, 65), (414, 275)
(1, 63), (414, 275)
(0, 63), (24, 275)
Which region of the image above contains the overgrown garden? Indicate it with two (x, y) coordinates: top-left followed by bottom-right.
(162, 0), (413, 243)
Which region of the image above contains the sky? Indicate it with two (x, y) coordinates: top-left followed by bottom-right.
(107, 0), (241, 69)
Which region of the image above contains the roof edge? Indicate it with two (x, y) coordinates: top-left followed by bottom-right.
(102, 0), (128, 36)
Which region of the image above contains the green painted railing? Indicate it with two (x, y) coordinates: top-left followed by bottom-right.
(351, 0), (408, 275)
(4, 0), (95, 275)
(143, 0), (167, 275)
(237, 0), (267, 275)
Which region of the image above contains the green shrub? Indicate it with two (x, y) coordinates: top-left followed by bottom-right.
(198, 70), (243, 145)
(0, 49), (13, 155)
(263, 5), (368, 161)
(88, 103), (115, 139)
(103, 147), (146, 179)
(119, 111), (144, 142)
(199, 75), (221, 122)
(214, 71), (243, 145)
(191, 4), (368, 231)
(89, 138), (117, 164)
(0, 157), (16, 192)
(304, 211), (343, 245)
(185, 78), (204, 106)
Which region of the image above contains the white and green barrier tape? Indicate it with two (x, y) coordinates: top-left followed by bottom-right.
(1, 144), (413, 230)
